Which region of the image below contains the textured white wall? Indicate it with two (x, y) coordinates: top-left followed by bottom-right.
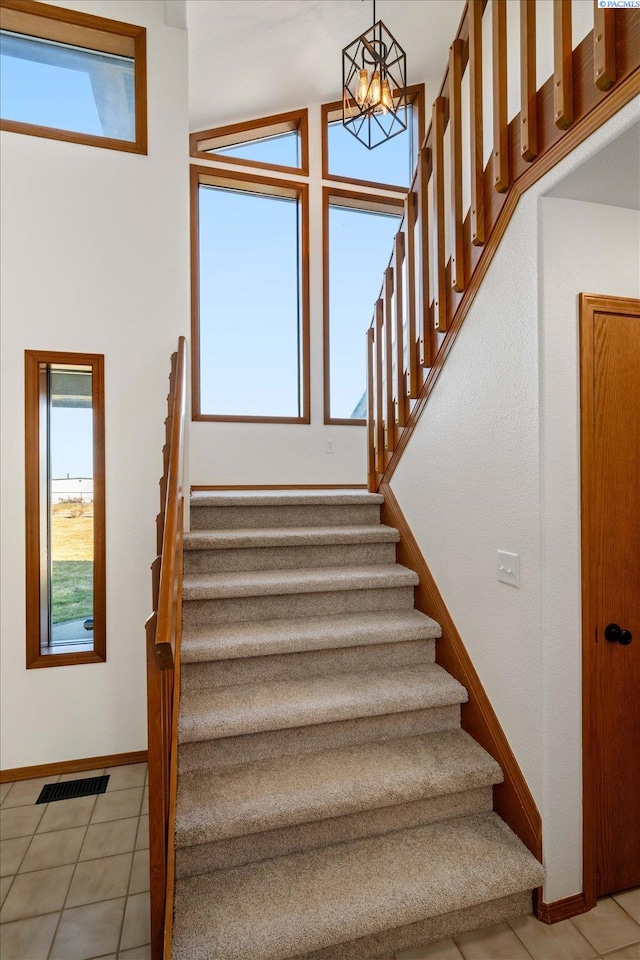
(390, 99), (639, 901)
(0, 0), (189, 769)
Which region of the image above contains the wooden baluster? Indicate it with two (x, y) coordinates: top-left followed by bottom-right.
(417, 145), (433, 364)
(404, 190), (420, 398)
(146, 611), (166, 960)
(449, 37), (465, 292)
(594, 1), (616, 91)
(151, 555), (161, 611)
(432, 98), (447, 332)
(384, 266), (395, 449)
(374, 299), (385, 473)
(366, 326), (376, 491)
(469, 0), (485, 245)
(156, 513), (164, 557)
(492, 0), (509, 192)
(554, 0), (573, 129)
(520, 0), (538, 160)
(394, 231), (407, 427)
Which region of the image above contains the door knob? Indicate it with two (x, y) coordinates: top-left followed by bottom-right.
(605, 623), (633, 645)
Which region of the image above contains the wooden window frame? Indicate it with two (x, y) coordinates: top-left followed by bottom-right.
(321, 84), (425, 193)
(25, 350), (106, 669)
(0, 0), (147, 154)
(191, 164), (311, 424)
(323, 187), (404, 426)
(189, 109), (309, 177)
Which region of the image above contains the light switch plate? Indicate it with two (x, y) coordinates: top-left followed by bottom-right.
(497, 550), (520, 587)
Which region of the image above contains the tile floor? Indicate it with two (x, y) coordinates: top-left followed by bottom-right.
(0, 763), (149, 960)
(1, 765), (639, 960)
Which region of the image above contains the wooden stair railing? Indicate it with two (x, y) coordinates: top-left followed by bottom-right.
(145, 336), (187, 960)
(367, 0), (640, 492)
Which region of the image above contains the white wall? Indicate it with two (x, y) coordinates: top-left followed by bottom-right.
(390, 98), (639, 901)
(0, 0), (189, 769)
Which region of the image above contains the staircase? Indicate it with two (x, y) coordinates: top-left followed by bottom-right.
(171, 489), (543, 960)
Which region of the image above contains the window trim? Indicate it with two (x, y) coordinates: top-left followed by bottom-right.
(0, 0), (147, 154)
(323, 187), (404, 426)
(189, 109), (309, 177)
(190, 164), (311, 424)
(25, 349), (106, 669)
(321, 84), (425, 193)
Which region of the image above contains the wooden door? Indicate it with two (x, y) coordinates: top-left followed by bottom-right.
(581, 294), (640, 903)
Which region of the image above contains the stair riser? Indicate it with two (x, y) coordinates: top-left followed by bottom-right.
(182, 586), (416, 626)
(288, 890), (533, 960)
(190, 503), (381, 530)
(183, 541), (397, 574)
(181, 640), (436, 691)
(179, 705), (461, 773)
(175, 787), (493, 878)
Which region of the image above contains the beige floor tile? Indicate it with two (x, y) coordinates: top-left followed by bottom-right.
(510, 914), (598, 959)
(0, 804), (45, 841)
(612, 890), (640, 925)
(0, 836), (31, 876)
(66, 852), (133, 908)
(141, 785), (148, 814)
(456, 921), (532, 958)
(0, 862), (74, 922)
(1, 874), (14, 906)
(57, 768), (105, 783)
(19, 826), (86, 873)
(120, 892), (150, 950)
(602, 944), (640, 959)
(1, 777), (59, 808)
(129, 849), (149, 895)
(37, 795), (96, 834)
(572, 897), (640, 954)
(119, 946), (151, 959)
(135, 816), (149, 851)
(91, 788), (143, 824)
(0, 782), (12, 804)
(397, 940), (464, 959)
(104, 764), (147, 792)
(50, 897), (125, 960)
(0, 911), (60, 959)
(79, 817), (138, 861)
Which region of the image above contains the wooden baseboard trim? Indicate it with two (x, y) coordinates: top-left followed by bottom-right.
(535, 892), (589, 924)
(190, 484), (368, 491)
(380, 483), (543, 862)
(0, 750), (148, 784)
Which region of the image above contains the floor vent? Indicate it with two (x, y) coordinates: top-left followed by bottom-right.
(36, 775), (110, 804)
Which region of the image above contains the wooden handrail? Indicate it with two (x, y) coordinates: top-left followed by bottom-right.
(367, 1), (640, 493)
(145, 336), (187, 960)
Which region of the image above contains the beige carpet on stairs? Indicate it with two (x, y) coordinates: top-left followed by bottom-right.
(172, 490), (543, 960)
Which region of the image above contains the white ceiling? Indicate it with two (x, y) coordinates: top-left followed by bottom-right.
(547, 121), (640, 211)
(184, 0), (465, 132)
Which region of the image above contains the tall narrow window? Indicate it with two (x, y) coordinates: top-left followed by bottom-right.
(324, 191), (403, 423)
(25, 351), (106, 668)
(0, 0), (146, 153)
(192, 168), (310, 422)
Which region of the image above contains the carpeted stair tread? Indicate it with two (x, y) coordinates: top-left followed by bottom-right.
(178, 664), (467, 743)
(183, 524), (400, 551)
(183, 564), (419, 601)
(171, 811), (544, 960)
(175, 729), (503, 847)
(191, 490), (384, 507)
(181, 610), (440, 663)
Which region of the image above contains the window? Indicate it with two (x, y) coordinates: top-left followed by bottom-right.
(192, 167), (310, 422)
(322, 85), (424, 191)
(324, 190), (403, 423)
(190, 110), (308, 176)
(25, 351), (106, 668)
(0, 0), (146, 153)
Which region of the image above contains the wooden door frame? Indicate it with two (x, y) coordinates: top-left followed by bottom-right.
(579, 292), (640, 910)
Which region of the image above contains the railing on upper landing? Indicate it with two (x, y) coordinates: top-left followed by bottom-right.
(145, 335), (187, 959)
(367, 0), (640, 492)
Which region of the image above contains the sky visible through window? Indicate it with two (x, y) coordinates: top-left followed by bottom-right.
(211, 130), (300, 168)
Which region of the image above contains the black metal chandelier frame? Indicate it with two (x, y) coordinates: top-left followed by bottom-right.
(341, 0), (408, 150)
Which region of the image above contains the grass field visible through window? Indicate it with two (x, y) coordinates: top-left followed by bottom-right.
(51, 500), (93, 624)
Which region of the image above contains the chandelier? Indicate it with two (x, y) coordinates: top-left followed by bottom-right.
(342, 0), (408, 150)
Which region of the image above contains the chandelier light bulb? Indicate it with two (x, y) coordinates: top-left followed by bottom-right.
(356, 68), (370, 106)
(380, 78), (393, 113)
(369, 70), (381, 106)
